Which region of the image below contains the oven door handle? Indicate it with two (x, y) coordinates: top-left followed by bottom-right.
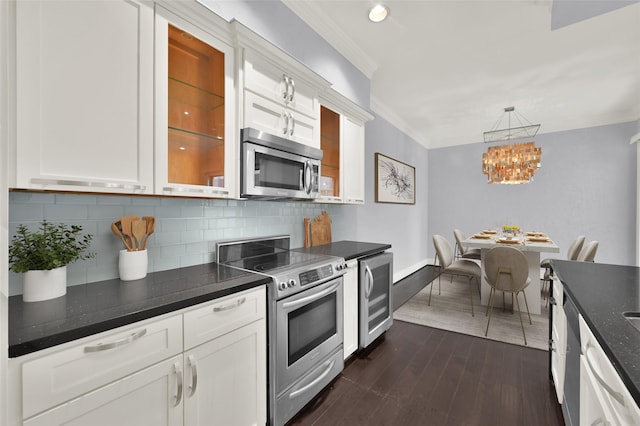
(282, 281), (340, 310)
(365, 265), (374, 298)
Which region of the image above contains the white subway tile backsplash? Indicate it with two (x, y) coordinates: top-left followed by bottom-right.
(8, 192), (342, 296)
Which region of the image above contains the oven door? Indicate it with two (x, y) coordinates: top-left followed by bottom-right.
(242, 141), (319, 199)
(275, 277), (343, 394)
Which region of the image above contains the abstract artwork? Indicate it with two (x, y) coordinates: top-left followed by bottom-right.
(375, 153), (415, 204)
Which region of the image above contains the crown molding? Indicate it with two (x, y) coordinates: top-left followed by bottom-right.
(370, 95), (430, 149)
(282, 0), (378, 79)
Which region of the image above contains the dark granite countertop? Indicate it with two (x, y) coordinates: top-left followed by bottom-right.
(293, 240), (391, 261)
(9, 263), (271, 358)
(551, 260), (640, 406)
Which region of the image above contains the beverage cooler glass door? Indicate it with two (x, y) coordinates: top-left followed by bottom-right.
(359, 252), (393, 349)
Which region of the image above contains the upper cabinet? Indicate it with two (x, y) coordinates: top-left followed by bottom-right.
(13, 0), (154, 194)
(233, 22), (331, 149)
(319, 91), (373, 204)
(154, 5), (237, 199)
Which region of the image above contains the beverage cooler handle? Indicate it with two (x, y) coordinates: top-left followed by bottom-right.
(365, 265), (374, 298)
(303, 160), (312, 194)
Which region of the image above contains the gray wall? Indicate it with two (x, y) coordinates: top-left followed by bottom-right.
(428, 121), (638, 266)
(342, 114), (430, 280)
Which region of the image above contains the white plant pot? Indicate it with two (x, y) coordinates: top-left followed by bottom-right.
(22, 266), (67, 302)
(119, 249), (148, 281)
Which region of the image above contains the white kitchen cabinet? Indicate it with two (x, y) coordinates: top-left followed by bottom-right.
(234, 22), (330, 149)
(154, 6), (237, 199)
(318, 91), (372, 204)
(342, 116), (366, 204)
(24, 355), (183, 426)
(11, 287), (267, 426)
(183, 319), (266, 426)
(183, 287), (266, 426)
(550, 276), (566, 404)
(13, 0), (154, 194)
(579, 314), (640, 425)
(343, 260), (359, 359)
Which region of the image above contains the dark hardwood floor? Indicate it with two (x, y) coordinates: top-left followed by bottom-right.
(289, 266), (564, 426)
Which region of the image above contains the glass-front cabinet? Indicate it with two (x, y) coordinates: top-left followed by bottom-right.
(320, 106), (341, 201)
(155, 7), (236, 198)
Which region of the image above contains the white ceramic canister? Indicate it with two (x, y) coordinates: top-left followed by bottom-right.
(119, 249), (148, 281)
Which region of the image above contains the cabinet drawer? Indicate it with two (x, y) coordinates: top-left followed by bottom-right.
(184, 286), (266, 350)
(579, 314), (640, 424)
(22, 315), (183, 419)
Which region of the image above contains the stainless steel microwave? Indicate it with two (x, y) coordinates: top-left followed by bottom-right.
(241, 128), (322, 199)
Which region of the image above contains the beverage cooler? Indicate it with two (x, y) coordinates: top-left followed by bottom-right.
(358, 252), (393, 349)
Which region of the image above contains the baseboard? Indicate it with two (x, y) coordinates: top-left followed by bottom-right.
(393, 258), (435, 283)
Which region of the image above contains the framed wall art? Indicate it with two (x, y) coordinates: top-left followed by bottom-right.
(375, 153), (415, 204)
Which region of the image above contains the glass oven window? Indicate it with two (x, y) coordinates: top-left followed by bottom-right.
(255, 152), (303, 190)
(288, 292), (337, 366)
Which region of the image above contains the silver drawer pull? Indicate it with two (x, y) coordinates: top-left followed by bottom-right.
(84, 329), (147, 353)
(187, 354), (198, 397)
(585, 344), (626, 407)
(213, 297), (246, 312)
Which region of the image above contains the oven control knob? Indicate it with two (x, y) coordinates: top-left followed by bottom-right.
(279, 281), (287, 291)
(288, 279), (296, 288)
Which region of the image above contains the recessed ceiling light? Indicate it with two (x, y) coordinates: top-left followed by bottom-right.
(368, 4), (389, 23)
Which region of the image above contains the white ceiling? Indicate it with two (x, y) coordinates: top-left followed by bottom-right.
(284, 0), (640, 149)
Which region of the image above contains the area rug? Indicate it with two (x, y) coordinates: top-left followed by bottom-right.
(393, 274), (549, 350)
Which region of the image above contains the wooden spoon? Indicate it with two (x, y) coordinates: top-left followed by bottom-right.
(119, 216), (139, 251)
(111, 222), (132, 251)
(132, 220), (147, 251)
(141, 216), (155, 250)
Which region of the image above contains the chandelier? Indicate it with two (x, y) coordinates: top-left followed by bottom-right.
(482, 106), (542, 184)
(482, 142), (541, 184)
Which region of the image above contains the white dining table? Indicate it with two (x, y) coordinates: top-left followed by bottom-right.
(460, 232), (560, 315)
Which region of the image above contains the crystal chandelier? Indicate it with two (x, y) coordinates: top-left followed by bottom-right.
(482, 106), (542, 184)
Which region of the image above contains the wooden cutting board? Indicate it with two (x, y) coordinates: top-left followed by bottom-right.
(304, 210), (332, 248)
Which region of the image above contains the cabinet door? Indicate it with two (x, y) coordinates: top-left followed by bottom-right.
(183, 319), (267, 426)
(550, 277), (566, 403)
(343, 260), (359, 359)
(24, 356), (184, 426)
(244, 91), (318, 149)
(15, 0), (154, 194)
(243, 50), (318, 119)
(318, 106), (342, 202)
(155, 8), (236, 199)
(342, 117), (366, 204)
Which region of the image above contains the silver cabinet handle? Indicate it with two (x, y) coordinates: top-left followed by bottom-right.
(187, 354), (198, 397)
(289, 358), (335, 399)
(282, 74), (290, 102)
(31, 178), (146, 191)
(365, 265), (374, 298)
(585, 344), (625, 407)
(84, 329), (147, 353)
(213, 297), (246, 312)
(162, 186), (229, 196)
(289, 112), (295, 135)
(173, 362), (183, 407)
(288, 77), (296, 103)
(282, 110), (289, 135)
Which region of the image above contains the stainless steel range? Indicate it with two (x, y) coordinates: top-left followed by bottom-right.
(217, 235), (347, 426)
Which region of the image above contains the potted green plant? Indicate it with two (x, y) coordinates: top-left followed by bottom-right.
(9, 220), (95, 302)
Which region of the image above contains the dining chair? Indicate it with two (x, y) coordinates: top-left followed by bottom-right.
(453, 229), (481, 260)
(576, 240), (599, 262)
(540, 235), (585, 300)
(431, 235), (481, 316)
(484, 246), (532, 345)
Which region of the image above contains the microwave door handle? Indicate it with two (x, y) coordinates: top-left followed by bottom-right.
(304, 160), (312, 194)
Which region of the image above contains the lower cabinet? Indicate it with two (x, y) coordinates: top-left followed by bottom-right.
(11, 286), (266, 426)
(343, 260), (359, 359)
(550, 276), (566, 404)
